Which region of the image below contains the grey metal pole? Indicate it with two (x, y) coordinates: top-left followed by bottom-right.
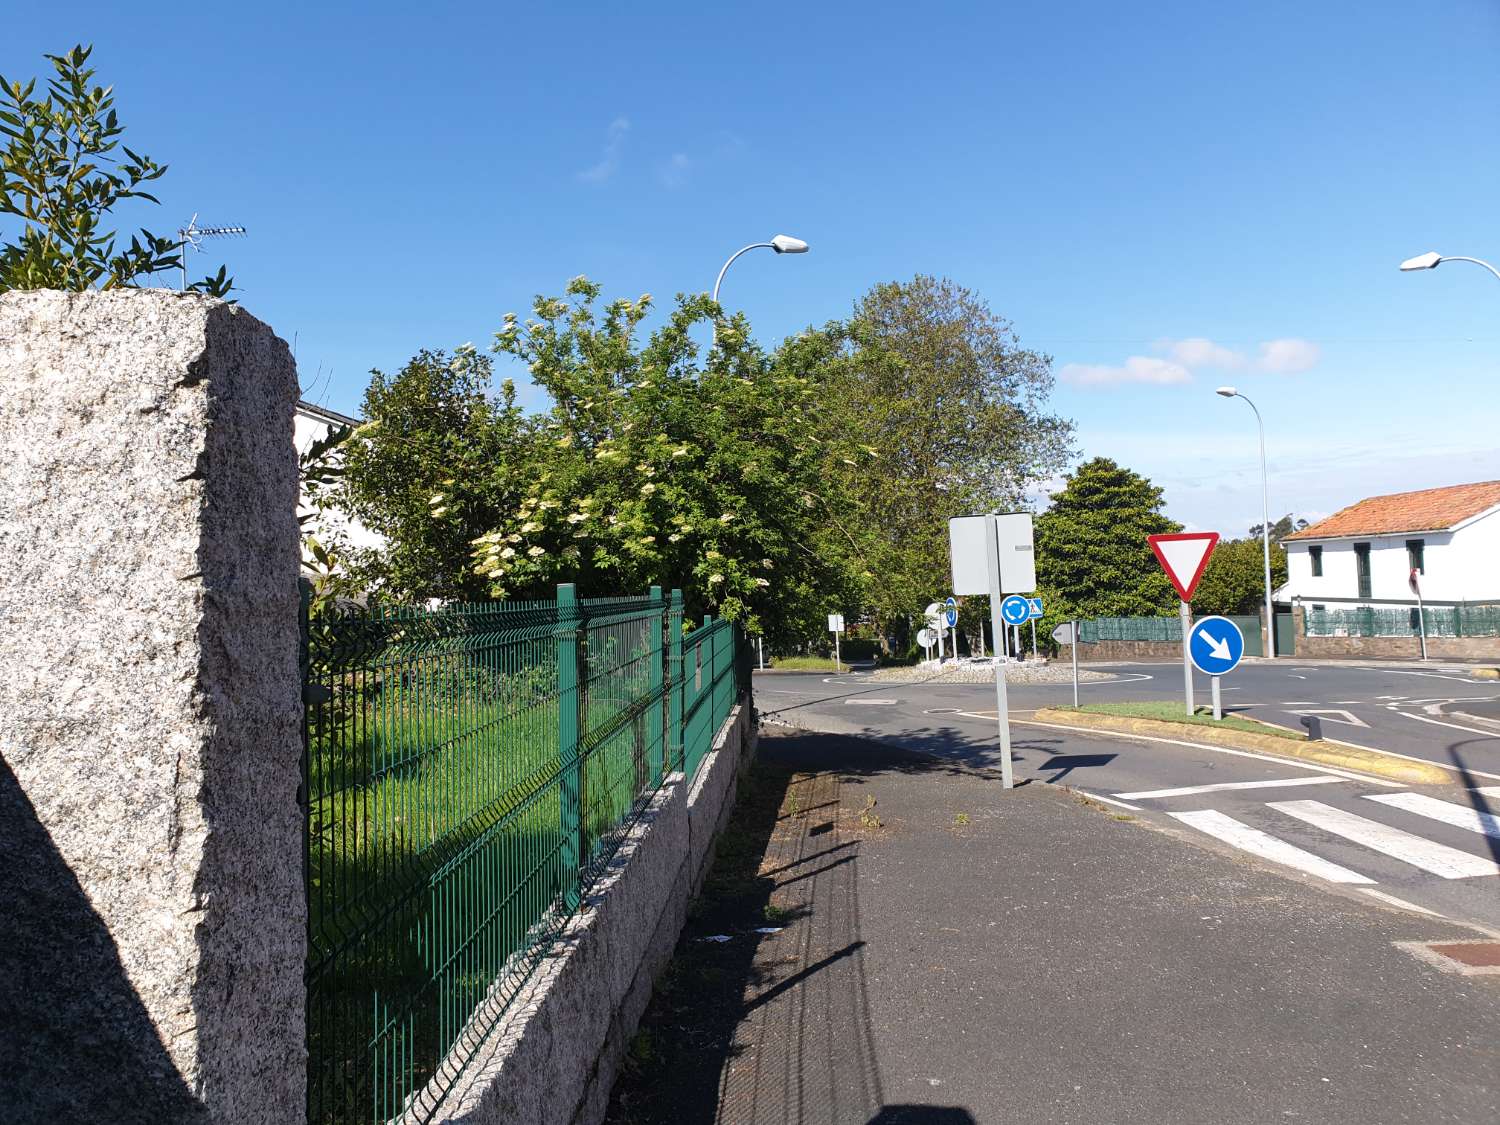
(1180, 600), (1195, 717)
(1211, 675), (1222, 721)
(985, 520), (1014, 788)
(1243, 394), (1276, 658)
(1029, 617), (1037, 661)
(1071, 621), (1079, 708)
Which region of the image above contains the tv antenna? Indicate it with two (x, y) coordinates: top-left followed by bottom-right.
(177, 214), (247, 289)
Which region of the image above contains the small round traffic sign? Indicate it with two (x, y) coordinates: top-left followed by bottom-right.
(1000, 594), (1031, 626)
(1189, 615), (1245, 676)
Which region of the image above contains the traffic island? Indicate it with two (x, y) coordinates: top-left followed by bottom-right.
(1028, 704), (1451, 786)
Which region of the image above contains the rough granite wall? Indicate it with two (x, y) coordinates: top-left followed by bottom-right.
(0, 290), (304, 1124)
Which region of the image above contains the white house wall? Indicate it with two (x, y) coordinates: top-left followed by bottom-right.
(294, 409), (385, 556)
(1285, 508), (1500, 604)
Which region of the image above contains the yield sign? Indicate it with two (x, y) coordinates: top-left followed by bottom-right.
(1148, 532), (1220, 601)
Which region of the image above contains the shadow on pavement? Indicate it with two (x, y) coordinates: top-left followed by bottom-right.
(1447, 739), (1500, 869)
(605, 732), (986, 1125)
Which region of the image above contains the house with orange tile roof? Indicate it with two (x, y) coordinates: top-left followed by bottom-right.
(1282, 480), (1500, 606)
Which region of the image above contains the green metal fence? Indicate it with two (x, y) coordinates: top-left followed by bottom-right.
(1078, 616), (1182, 643)
(1304, 604), (1500, 637)
(300, 583), (747, 1124)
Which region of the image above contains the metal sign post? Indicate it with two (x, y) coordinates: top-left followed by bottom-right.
(1072, 620), (1079, 706)
(1179, 600), (1195, 717)
(1188, 615), (1245, 721)
(828, 613), (844, 670)
(984, 524), (1015, 788)
(1411, 569), (1428, 662)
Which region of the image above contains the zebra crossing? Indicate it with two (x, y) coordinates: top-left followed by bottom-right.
(1142, 784), (1500, 887)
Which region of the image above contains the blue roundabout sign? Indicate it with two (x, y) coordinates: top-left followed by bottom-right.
(1189, 615), (1245, 677)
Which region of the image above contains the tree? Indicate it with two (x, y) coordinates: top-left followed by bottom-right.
(1249, 513), (1308, 544)
(1193, 535), (1288, 617)
(0, 44), (230, 294)
(798, 275), (1073, 642)
(1035, 458), (1181, 625)
(471, 277), (863, 645)
(339, 347), (539, 601)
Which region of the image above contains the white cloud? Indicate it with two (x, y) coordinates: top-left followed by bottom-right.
(1161, 337), (1245, 370)
(1152, 335), (1321, 375)
(1256, 338), (1321, 373)
(659, 152), (692, 188)
(1059, 356), (1192, 386)
(578, 117), (630, 183)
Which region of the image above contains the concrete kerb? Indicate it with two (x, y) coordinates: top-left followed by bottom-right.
(1474, 667), (1500, 681)
(1028, 708), (1451, 787)
(427, 700), (756, 1125)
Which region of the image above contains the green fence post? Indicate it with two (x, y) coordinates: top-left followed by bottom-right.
(668, 590), (684, 772)
(556, 583), (582, 911)
(647, 585), (664, 786)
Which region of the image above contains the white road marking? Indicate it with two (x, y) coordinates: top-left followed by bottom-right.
(1004, 717), (1404, 786)
(1287, 708), (1369, 728)
(1365, 792), (1500, 841)
(1268, 800), (1500, 878)
(1382, 668), (1494, 685)
(1388, 711), (1500, 752)
(1168, 810), (1376, 884)
(1077, 790), (1142, 812)
(1288, 674), (1308, 680)
(1376, 695), (1408, 701)
(1116, 776), (1346, 800)
(844, 698), (898, 706)
(1358, 888), (1442, 917)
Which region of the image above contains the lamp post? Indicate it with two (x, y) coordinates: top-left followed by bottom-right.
(1217, 387), (1276, 658)
(710, 234), (809, 346)
(1399, 250), (1500, 285)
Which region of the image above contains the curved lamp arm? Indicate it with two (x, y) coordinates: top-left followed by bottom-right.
(712, 243), (775, 306)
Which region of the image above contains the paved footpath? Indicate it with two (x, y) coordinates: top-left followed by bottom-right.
(607, 730), (1500, 1125)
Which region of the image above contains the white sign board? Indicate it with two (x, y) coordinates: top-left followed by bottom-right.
(828, 613), (845, 633)
(1051, 622), (1075, 645)
(949, 514), (1036, 595)
(916, 627), (937, 648)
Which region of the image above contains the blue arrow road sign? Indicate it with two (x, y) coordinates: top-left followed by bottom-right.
(1000, 594), (1032, 626)
(944, 596), (958, 627)
(1027, 597), (1044, 620)
(1189, 615), (1245, 676)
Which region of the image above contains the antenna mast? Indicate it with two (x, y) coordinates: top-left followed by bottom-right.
(177, 213), (247, 289)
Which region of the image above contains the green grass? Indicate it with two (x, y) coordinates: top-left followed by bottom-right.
(769, 655), (850, 672)
(1063, 701), (1304, 740)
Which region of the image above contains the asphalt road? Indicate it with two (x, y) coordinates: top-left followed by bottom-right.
(755, 661), (1500, 933)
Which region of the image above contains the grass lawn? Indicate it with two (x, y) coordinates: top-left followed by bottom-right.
(1062, 701), (1304, 740)
(769, 655), (850, 672)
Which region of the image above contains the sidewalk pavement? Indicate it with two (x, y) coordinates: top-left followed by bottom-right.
(606, 730), (1500, 1125)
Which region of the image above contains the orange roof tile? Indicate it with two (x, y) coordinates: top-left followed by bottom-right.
(1284, 480), (1500, 542)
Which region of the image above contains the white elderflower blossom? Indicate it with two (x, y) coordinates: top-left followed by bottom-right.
(500, 547), (517, 559)
(639, 536), (656, 545)
(566, 512), (588, 524)
(527, 546), (545, 558)
(640, 483), (657, 495)
(755, 578), (770, 587)
(520, 521), (541, 533)
(708, 573), (724, 585)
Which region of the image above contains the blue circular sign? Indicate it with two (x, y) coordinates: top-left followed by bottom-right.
(944, 596), (958, 627)
(1000, 594), (1032, 626)
(1189, 615), (1245, 676)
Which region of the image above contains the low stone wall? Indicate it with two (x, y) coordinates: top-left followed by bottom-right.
(430, 701), (757, 1125)
(1078, 639), (1183, 662)
(1291, 605), (1500, 660)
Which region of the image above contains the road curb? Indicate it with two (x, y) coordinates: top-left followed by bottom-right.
(1030, 708), (1451, 786)
(1472, 667), (1500, 681)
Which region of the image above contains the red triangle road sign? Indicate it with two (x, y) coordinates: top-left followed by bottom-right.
(1148, 532), (1220, 602)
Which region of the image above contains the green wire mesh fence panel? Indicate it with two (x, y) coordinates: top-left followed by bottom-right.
(681, 616), (741, 781)
(1078, 617), (1182, 643)
(302, 586), (684, 1125)
(1304, 604), (1500, 638)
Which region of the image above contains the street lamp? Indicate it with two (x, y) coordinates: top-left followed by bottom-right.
(1399, 250), (1500, 284)
(710, 234), (809, 346)
(1217, 387), (1277, 658)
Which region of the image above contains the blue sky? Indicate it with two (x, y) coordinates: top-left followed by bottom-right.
(9, 1), (1499, 533)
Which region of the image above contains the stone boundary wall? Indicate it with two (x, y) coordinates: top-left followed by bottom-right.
(1077, 639), (1183, 662)
(431, 701), (758, 1125)
(0, 290), (304, 1124)
(1291, 605), (1500, 660)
